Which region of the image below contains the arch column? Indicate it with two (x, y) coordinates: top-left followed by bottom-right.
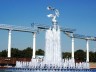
(86, 40), (89, 62)
(71, 33), (74, 59)
(8, 30), (12, 58)
(32, 32), (36, 59)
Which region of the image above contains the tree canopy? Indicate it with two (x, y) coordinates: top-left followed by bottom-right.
(0, 47), (96, 62)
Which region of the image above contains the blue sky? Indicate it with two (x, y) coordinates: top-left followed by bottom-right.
(0, 0), (96, 52)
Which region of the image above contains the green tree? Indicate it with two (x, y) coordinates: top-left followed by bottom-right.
(62, 52), (71, 59)
(22, 47), (32, 58)
(75, 49), (86, 62)
(94, 52), (96, 62)
(36, 49), (44, 55)
(89, 52), (95, 62)
(11, 48), (21, 58)
(0, 50), (7, 57)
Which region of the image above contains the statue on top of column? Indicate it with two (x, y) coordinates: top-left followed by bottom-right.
(47, 6), (60, 25)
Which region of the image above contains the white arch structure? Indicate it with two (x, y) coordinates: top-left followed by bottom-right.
(0, 24), (37, 58)
(0, 24), (96, 63)
(64, 33), (96, 63)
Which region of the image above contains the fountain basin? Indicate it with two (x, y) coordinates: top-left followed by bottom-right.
(6, 67), (96, 72)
